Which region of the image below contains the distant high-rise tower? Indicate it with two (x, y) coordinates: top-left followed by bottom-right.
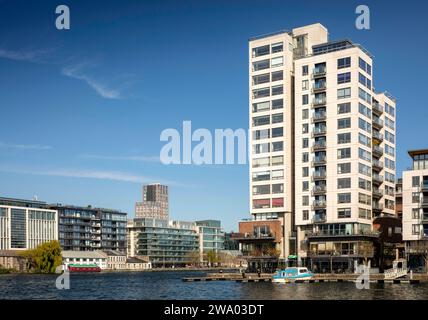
(135, 184), (169, 219)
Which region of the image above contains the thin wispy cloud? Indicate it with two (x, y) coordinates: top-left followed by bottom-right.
(62, 63), (123, 99)
(79, 154), (160, 163)
(0, 48), (55, 63)
(0, 166), (192, 187)
(0, 142), (52, 151)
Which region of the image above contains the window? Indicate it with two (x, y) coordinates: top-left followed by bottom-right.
(252, 59), (269, 71)
(302, 109), (309, 120)
(385, 144), (395, 156)
(252, 157), (269, 168)
(358, 103), (371, 119)
(272, 127), (283, 138)
(359, 208), (371, 220)
(253, 185), (270, 195)
(272, 183), (284, 194)
(302, 181), (309, 191)
(253, 129), (269, 140)
(338, 178), (351, 189)
(302, 80), (309, 90)
(302, 94), (309, 105)
(358, 148), (371, 162)
(338, 193), (351, 204)
(272, 99), (283, 110)
(385, 103), (395, 117)
(302, 152), (309, 163)
(385, 131), (395, 144)
(272, 169), (284, 180)
(271, 56), (283, 68)
(385, 172), (395, 183)
(252, 73), (270, 85)
(412, 208), (420, 219)
(413, 176), (420, 187)
(338, 87), (351, 99)
(252, 101), (270, 113)
(302, 65), (308, 76)
(338, 118), (351, 129)
(272, 71), (283, 82)
(272, 85), (283, 96)
(338, 72), (351, 84)
(412, 192), (420, 203)
(338, 57), (351, 69)
(302, 138), (309, 148)
(252, 115), (270, 126)
(359, 118), (371, 133)
(359, 88), (371, 104)
(303, 210), (309, 221)
(359, 57), (372, 75)
(359, 163), (371, 177)
(359, 133), (371, 147)
(302, 167), (309, 177)
(272, 141), (283, 152)
(253, 143), (270, 154)
(338, 102), (351, 114)
(272, 113), (283, 124)
(338, 163), (351, 174)
(302, 196), (309, 206)
(385, 158), (395, 170)
(359, 73), (371, 89)
(252, 171), (270, 181)
(253, 87), (270, 99)
(385, 117), (395, 130)
(252, 45), (269, 57)
(338, 133), (351, 144)
(412, 224), (420, 236)
(338, 148), (351, 159)
(253, 199), (270, 209)
(272, 155), (283, 166)
(302, 123), (309, 134)
(359, 193), (371, 205)
(359, 178), (371, 191)
(338, 208), (351, 218)
(271, 42), (283, 53)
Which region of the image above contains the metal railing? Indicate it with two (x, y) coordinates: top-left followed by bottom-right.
(373, 118), (384, 128)
(372, 131), (384, 141)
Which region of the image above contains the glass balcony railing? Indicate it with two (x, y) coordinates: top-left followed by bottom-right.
(421, 183), (428, 191)
(313, 81), (326, 91)
(312, 200), (327, 209)
(372, 145), (384, 156)
(372, 131), (384, 141)
(372, 103), (383, 115)
(313, 67), (326, 77)
(373, 118), (384, 128)
(312, 185), (327, 194)
(373, 173), (384, 184)
(313, 112), (327, 121)
(312, 141), (326, 150)
(312, 98), (327, 106)
(372, 159), (384, 169)
(372, 188), (384, 197)
(313, 214), (327, 223)
(313, 171), (327, 179)
(313, 127), (327, 136)
(313, 156), (327, 165)
(372, 203), (384, 211)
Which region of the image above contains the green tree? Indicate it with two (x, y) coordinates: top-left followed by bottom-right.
(206, 250), (220, 266)
(21, 240), (62, 273)
(185, 250), (200, 267)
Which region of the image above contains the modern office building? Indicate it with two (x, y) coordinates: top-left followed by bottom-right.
(0, 197), (58, 250)
(247, 23), (397, 271)
(195, 220), (225, 264)
(135, 184), (169, 220)
(127, 218), (199, 267)
(50, 204), (127, 252)
(401, 149), (428, 270)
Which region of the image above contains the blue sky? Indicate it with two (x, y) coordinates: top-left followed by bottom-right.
(0, 0), (427, 231)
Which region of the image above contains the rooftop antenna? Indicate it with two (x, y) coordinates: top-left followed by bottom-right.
(33, 195), (38, 201)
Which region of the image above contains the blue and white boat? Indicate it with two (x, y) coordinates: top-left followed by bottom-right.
(272, 267), (314, 283)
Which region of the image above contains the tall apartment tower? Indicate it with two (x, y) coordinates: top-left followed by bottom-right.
(135, 184), (169, 220)
(402, 150), (428, 269)
(247, 23), (397, 269)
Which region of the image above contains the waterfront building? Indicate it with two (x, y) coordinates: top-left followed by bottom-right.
(223, 232), (240, 251)
(195, 220), (225, 265)
(135, 184), (169, 219)
(402, 149), (428, 270)
(0, 197), (58, 250)
(127, 218), (199, 268)
(125, 256), (152, 270)
(50, 204), (127, 252)
(247, 23), (397, 271)
(101, 250), (152, 270)
(62, 250), (108, 269)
